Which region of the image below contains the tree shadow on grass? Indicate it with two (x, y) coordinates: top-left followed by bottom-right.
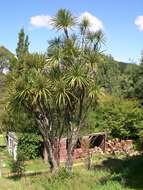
(6, 175), (22, 181)
(93, 154), (143, 189)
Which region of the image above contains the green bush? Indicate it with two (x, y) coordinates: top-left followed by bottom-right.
(17, 133), (42, 160)
(87, 96), (143, 142)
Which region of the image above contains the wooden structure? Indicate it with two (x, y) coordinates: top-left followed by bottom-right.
(60, 132), (107, 161)
(7, 132), (18, 160)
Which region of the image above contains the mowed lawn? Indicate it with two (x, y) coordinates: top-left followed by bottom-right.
(0, 151), (143, 190)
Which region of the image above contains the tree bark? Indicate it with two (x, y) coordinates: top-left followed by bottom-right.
(65, 128), (79, 172)
(66, 140), (74, 172)
(64, 28), (69, 39)
(36, 116), (60, 172)
(53, 138), (61, 167)
(43, 142), (48, 163)
(44, 140), (59, 172)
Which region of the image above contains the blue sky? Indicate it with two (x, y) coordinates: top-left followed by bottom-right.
(1, 0), (143, 63)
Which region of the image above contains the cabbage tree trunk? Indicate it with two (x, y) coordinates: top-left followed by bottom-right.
(44, 140), (59, 172)
(36, 115), (60, 172)
(65, 127), (79, 172)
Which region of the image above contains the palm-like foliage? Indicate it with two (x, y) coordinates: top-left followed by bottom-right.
(79, 17), (90, 36)
(66, 64), (90, 90)
(9, 54), (53, 117)
(47, 37), (63, 66)
(11, 70), (52, 113)
(79, 17), (90, 49)
(51, 9), (76, 38)
(48, 36), (80, 68)
(54, 78), (74, 107)
(48, 37), (63, 49)
(86, 30), (105, 50)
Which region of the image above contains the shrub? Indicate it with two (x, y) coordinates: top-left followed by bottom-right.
(17, 133), (42, 160)
(87, 96), (143, 142)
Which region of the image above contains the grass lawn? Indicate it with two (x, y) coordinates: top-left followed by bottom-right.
(0, 147), (48, 175)
(0, 149), (143, 190)
(0, 134), (6, 146)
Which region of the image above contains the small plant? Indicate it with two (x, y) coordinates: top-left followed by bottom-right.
(57, 167), (72, 179)
(10, 152), (26, 177)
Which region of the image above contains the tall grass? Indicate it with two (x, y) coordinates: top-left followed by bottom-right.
(0, 154), (143, 190)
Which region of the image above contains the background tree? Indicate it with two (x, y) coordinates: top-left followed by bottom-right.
(87, 96), (143, 147)
(0, 46), (15, 73)
(132, 54), (143, 99)
(16, 28), (30, 60)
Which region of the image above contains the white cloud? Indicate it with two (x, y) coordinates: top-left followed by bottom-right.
(30, 15), (52, 28)
(135, 16), (143, 31)
(30, 11), (104, 31)
(79, 12), (104, 32)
